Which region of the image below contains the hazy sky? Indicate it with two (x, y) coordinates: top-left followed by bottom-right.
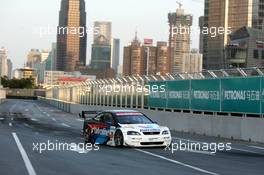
(0, 0), (204, 69)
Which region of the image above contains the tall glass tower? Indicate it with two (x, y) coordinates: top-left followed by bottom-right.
(56, 0), (87, 72)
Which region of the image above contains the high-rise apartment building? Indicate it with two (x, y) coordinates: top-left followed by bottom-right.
(123, 36), (144, 76)
(123, 35), (170, 76)
(204, 0), (264, 69)
(156, 42), (169, 75)
(0, 47), (8, 77)
(56, 0), (87, 72)
(168, 5), (193, 74)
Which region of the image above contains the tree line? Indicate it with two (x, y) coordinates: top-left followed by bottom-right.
(1, 76), (35, 89)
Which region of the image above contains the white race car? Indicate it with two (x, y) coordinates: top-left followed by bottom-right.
(80, 110), (172, 147)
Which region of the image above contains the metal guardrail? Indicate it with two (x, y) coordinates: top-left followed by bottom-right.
(44, 67), (264, 115)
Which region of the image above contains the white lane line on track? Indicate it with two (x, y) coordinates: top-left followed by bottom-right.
(9, 122), (12, 127)
(31, 118), (38, 122)
(76, 119), (84, 122)
(0, 117), (4, 120)
(12, 133), (37, 175)
(135, 149), (219, 175)
(52, 118), (57, 121)
(61, 123), (71, 128)
(248, 145), (264, 150)
(232, 148), (263, 155)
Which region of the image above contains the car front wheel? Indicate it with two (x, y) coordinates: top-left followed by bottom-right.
(114, 130), (124, 147)
(84, 127), (93, 144)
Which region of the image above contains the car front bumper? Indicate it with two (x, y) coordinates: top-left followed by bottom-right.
(123, 135), (171, 147)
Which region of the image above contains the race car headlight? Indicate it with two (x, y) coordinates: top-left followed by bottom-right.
(127, 131), (141, 135)
(162, 130), (169, 135)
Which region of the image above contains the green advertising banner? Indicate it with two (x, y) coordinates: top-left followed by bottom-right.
(167, 80), (190, 109)
(148, 81), (167, 108)
(221, 77), (261, 114)
(191, 79), (221, 111)
(260, 77), (264, 114)
(147, 77), (263, 114)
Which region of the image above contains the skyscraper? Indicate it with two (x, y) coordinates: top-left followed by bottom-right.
(26, 49), (41, 68)
(94, 21), (112, 45)
(91, 21), (112, 70)
(56, 0), (87, 72)
(90, 35), (111, 70)
(0, 47), (8, 77)
(123, 35), (144, 76)
(123, 34), (170, 76)
(204, 0), (264, 69)
(168, 5), (193, 74)
(7, 59), (13, 79)
(111, 38), (120, 73)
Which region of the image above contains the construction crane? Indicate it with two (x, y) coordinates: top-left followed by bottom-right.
(176, 1), (182, 9)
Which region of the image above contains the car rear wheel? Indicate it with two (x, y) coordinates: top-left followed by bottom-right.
(114, 130), (124, 147)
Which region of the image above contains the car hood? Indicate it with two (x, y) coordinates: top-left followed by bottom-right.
(119, 124), (162, 132)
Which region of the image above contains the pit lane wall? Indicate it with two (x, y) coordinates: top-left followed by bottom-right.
(39, 97), (264, 143)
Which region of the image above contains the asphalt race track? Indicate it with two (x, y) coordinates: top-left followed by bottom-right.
(0, 99), (264, 175)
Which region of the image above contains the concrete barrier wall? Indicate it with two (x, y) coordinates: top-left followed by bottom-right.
(39, 97), (264, 143)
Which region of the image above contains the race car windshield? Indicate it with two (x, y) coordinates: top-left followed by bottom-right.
(116, 115), (153, 124)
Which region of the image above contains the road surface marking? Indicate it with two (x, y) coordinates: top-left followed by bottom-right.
(135, 149), (219, 175)
(23, 123), (33, 129)
(248, 145), (264, 150)
(0, 117), (4, 120)
(12, 133), (37, 175)
(52, 118), (57, 121)
(232, 147), (263, 155)
(31, 118), (38, 121)
(182, 149), (215, 155)
(9, 122), (12, 127)
(61, 123), (71, 128)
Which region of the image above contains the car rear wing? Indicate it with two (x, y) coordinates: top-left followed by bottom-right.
(79, 111), (101, 119)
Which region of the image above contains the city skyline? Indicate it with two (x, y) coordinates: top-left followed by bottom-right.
(0, 0), (204, 70)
